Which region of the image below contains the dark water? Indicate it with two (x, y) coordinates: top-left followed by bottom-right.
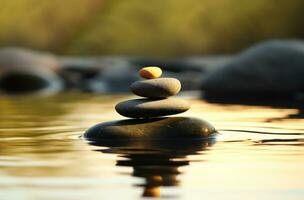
(0, 93), (303, 200)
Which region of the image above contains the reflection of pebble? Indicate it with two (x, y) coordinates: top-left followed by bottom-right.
(130, 78), (181, 98)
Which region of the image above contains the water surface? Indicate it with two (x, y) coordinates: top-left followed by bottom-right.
(0, 93), (303, 199)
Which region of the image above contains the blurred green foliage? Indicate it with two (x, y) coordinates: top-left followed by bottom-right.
(0, 0), (303, 56)
(0, 0), (103, 53)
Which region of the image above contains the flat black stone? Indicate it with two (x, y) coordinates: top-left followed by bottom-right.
(84, 117), (217, 140)
(115, 98), (190, 118)
(130, 78), (181, 98)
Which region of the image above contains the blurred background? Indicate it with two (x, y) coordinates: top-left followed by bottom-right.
(1, 2), (304, 200)
(0, 0), (304, 97)
(1, 0), (304, 56)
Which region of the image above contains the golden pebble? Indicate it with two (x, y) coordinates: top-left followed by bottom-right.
(139, 66), (162, 79)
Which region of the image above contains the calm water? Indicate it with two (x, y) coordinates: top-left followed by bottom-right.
(0, 93), (303, 200)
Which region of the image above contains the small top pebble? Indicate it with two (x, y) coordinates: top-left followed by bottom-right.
(139, 66), (162, 79)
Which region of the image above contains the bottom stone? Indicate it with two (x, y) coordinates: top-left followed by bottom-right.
(84, 117), (217, 140)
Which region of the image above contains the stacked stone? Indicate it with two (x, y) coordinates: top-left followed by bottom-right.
(115, 66), (190, 118)
(84, 66), (217, 140)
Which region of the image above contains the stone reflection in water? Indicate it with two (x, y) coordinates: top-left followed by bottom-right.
(89, 139), (215, 198)
(118, 153), (186, 197)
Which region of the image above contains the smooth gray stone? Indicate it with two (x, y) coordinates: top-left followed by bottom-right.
(0, 47), (59, 72)
(201, 40), (304, 98)
(84, 117), (217, 140)
(115, 98), (190, 118)
(130, 78), (181, 98)
(0, 47), (63, 95)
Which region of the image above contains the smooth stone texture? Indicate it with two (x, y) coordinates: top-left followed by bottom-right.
(139, 66), (162, 79)
(115, 98), (190, 118)
(84, 117), (217, 140)
(130, 78), (181, 98)
(201, 40), (304, 98)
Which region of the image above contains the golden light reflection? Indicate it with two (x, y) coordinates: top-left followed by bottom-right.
(0, 94), (303, 199)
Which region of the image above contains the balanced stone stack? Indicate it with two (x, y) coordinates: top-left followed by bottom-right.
(115, 66), (190, 118)
(84, 66), (217, 141)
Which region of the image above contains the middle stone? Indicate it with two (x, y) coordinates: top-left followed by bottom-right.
(115, 98), (190, 118)
(130, 78), (181, 98)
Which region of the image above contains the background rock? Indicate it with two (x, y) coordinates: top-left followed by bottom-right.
(201, 40), (304, 99)
(60, 56), (138, 92)
(59, 55), (232, 92)
(0, 48), (63, 95)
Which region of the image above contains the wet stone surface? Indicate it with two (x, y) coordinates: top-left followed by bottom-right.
(84, 117), (217, 140)
(115, 98), (190, 118)
(130, 78), (181, 98)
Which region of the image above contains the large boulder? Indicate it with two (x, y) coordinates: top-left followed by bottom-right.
(84, 117), (217, 140)
(201, 40), (304, 99)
